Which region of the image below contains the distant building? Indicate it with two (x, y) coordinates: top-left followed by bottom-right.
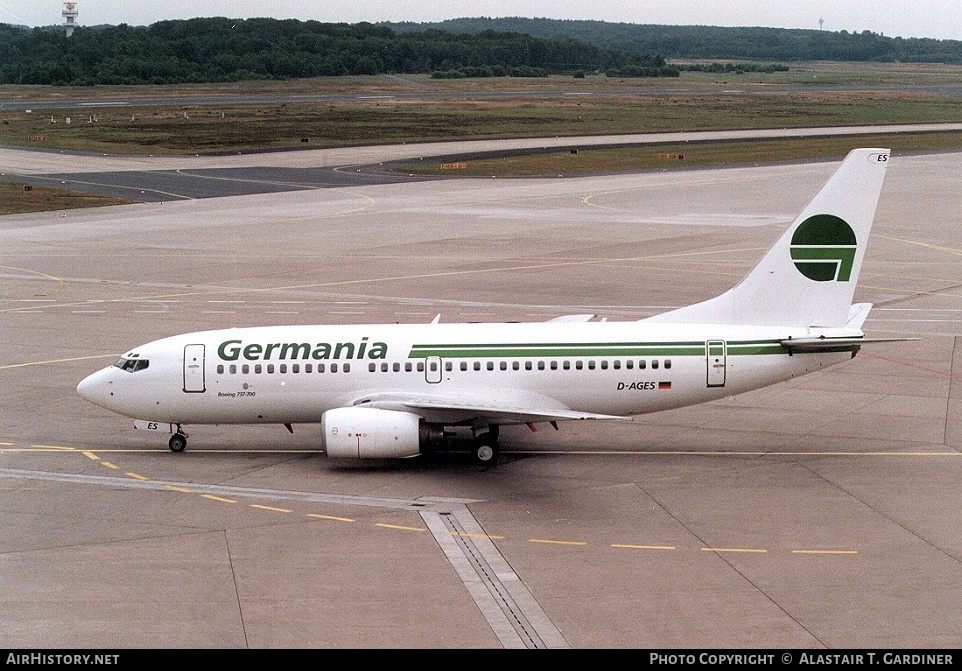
(63, 2), (78, 37)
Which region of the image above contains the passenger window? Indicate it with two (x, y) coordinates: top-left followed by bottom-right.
(279, 364), (287, 374)
(217, 364), (224, 374)
(267, 364), (275, 374)
(487, 362), (494, 371)
(445, 362), (453, 372)
(416, 362), (424, 372)
(405, 362), (412, 372)
(460, 362), (468, 372)
(550, 361), (557, 370)
(664, 360), (672, 369)
(304, 364), (311, 373)
(256, 364), (263, 374)
(537, 361), (545, 370)
(242, 364), (250, 374)
(473, 362), (481, 371)
(576, 361), (583, 370)
(600, 361), (608, 370)
(525, 361), (532, 371)
(317, 364), (325, 373)
(512, 361), (520, 371)
(587, 361), (595, 370)
(652, 360), (659, 370)
(563, 361), (570, 370)
(638, 360), (646, 370)
(625, 360), (633, 370)
(343, 364), (350, 372)
(331, 364), (339, 373)
(500, 362), (507, 371)
(229, 364), (237, 374)
(394, 362), (401, 372)
(613, 360), (621, 370)
(369, 363), (377, 372)
(292, 364), (300, 374)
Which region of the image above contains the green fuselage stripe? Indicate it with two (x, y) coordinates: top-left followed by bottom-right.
(406, 340), (838, 359)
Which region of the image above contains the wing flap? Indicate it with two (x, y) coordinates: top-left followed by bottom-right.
(402, 398), (629, 423)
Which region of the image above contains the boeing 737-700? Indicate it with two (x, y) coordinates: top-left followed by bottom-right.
(77, 148), (900, 465)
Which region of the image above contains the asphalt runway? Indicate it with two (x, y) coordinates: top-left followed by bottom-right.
(1, 138), (961, 649)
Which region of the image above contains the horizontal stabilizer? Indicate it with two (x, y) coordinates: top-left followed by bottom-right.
(780, 336), (918, 352)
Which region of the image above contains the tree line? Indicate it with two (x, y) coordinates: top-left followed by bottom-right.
(390, 18), (962, 64)
(0, 18), (671, 86)
(6, 16), (950, 87)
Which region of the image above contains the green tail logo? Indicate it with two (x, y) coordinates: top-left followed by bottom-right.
(790, 215), (857, 282)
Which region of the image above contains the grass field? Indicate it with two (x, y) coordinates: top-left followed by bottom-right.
(392, 132), (962, 177)
(2, 66), (961, 155)
(0, 180), (137, 215)
(7, 93), (960, 156)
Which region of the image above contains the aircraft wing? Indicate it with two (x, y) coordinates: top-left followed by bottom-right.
(546, 314), (596, 323)
(352, 392), (630, 425)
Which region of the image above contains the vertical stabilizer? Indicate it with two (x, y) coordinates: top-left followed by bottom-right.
(645, 148), (890, 327)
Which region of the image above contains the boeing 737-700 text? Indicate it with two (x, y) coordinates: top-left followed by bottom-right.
(77, 148), (902, 465)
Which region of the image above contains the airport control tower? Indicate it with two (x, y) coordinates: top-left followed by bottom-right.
(63, 2), (78, 37)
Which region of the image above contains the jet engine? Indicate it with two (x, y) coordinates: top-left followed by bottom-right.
(321, 407), (428, 458)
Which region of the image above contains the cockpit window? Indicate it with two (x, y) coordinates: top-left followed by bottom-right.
(113, 357), (149, 373)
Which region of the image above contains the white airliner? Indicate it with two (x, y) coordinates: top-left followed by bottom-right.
(78, 148), (900, 465)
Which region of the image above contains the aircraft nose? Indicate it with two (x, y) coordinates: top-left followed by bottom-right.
(77, 368), (113, 407)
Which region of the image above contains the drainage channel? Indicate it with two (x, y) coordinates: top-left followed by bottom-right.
(422, 506), (570, 649)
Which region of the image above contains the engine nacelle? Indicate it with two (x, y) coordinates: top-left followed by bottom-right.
(321, 407), (424, 459)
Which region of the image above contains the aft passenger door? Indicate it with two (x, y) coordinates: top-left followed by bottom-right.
(183, 344), (206, 393)
(706, 340), (726, 388)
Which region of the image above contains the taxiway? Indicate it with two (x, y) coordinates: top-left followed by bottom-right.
(1, 136), (960, 648)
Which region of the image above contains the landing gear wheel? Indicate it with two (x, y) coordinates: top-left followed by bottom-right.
(169, 433), (187, 453)
(473, 435), (499, 466)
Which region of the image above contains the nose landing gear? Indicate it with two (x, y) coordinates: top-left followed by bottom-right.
(168, 426), (188, 452)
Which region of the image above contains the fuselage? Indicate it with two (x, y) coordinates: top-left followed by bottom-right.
(76, 320), (860, 427)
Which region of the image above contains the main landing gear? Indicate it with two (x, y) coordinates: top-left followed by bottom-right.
(472, 426), (500, 466)
(168, 426), (188, 452)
